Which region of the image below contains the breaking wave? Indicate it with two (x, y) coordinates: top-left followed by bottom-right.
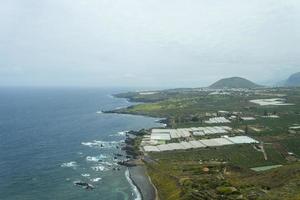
(90, 177), (102, 182)
(81, 174), (90, 177)
(81, 140), (122, 148)
(118, 131), (128, 136)
(125, 168), (142, 200)
(61, 161), (78, 169)
(91, 165), (109, 172)
(86, 155), (107, 162)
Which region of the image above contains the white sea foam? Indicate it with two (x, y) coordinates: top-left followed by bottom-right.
(61, 161), (78, 169)
(81, 140), (121, 148)
(91, 165), (109, 172)
(96, 111), (103, 114)
(81, 174), (90, 177)
(125, 168), (142, 200)
(90, 177), (102, 182)
(99, 161), (113, 166)
(86, 156), (98, 162)
(115, 106), (127, 110)
(109, 131), (128, 137)
(86, 155), (107, 162)
(113, 162), (119, 166)
(107, 94), (114, 99)
(118, 131), (128, 136)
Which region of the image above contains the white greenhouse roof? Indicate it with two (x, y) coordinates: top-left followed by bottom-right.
(227, 136), (259, 144)
(150, 133), (171, 141)
(214, 138), (234, 146)
(157, 144), (171, 151)
(169, 130), (180, 138)
(143, 136), (259, 152)
(241, 117), (256, 121)
(179, 141), (194, 149)
(199, 139), (223, 147)
(151, 129), (172, 133)
(168, 143), (186, 150)
(189, 141), (206, 148)
(250, 98), (294, 106)
(143, 146), (160, 152)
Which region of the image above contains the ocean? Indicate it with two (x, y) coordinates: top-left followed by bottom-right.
(0, 87), (162, 200)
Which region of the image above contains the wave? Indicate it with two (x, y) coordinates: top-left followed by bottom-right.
(91, 164), (109, 172)
(86, 155), (107, 162)
(118, 131), (128, 136)
(109, 131), (128, 137)
(99, 161), (114, 166)
(61, 161), (78, 169)
(114, 106), (127, 110)
(90, 177), (102, 182)
(81, 140), (122, 148)
(125, 168), (142, 200)
(96, 111), (103, 114)
(81, 174), (90, 177)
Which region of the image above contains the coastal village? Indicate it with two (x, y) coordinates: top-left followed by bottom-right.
(112, 80), (300, 200)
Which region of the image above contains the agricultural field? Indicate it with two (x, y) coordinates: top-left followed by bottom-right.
(114, 88), (300, 129)
(114, 87), (300, 199)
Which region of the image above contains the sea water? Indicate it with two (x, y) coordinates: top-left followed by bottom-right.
(0, 87), (161, 200)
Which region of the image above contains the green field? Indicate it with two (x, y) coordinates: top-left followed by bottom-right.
(115, 87), (300, 199)
(149, 144), (286, 168)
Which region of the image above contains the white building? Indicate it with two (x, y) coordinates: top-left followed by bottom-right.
(205, 117), (231, 124)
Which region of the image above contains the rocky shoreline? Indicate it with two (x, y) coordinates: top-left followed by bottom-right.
(107, 94), (162, 200)
(121, 130), (159, 200)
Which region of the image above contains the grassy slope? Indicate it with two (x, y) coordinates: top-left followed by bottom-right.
(146, 145), (300, 200)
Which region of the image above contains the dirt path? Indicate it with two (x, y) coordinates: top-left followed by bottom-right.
(260, 143), (268, 161)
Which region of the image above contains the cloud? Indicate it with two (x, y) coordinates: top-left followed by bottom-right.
(0, 0), (299, 87)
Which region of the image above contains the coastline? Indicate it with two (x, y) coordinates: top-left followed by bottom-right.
(125, 168), (142, 200)
(128, 165), (158, 200)
(110, 93), (162, 200)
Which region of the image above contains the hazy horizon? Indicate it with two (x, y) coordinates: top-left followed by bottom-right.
(1, 0), (299, 88)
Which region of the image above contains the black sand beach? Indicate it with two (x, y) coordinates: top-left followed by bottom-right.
(129, 166), (157, 200)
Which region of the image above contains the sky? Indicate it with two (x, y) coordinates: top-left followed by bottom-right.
(0, 0), (299, 88)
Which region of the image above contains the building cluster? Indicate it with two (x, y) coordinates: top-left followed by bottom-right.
(240, 117), (256, 121)
(262, 115), (279, 119)
(204, 110), (258, 123)
(140, 125), (259, 153)
(250, 98), (294, 106)
(141, 126), (233, 146)
(289, 126), (300, 134)
(205, 117), (231, 124)
(192, 126), (232, 136)
(143, 136), (259, 152)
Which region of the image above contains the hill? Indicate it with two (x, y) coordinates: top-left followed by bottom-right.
(209, 77), (261, 89)
(285, 72), (300, 87)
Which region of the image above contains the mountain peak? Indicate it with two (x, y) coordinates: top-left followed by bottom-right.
(285, 72), (300, 87)
(209, 77), (261, 89)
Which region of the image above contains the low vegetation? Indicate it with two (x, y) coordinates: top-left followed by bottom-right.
(115, 87), (300, 199)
